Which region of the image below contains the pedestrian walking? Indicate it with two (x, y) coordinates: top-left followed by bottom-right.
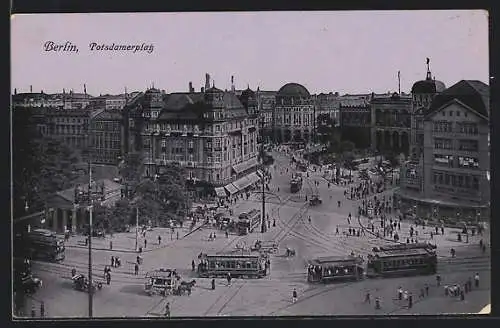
(408, 293), (413, 308)
(225, 230), (229, 238)
(450, 248), (456, 258)
(71, 268), (77, 277)
(176, 231), (179, 240)
(460, 289), (465, 301)
(134, 263), (139, 275)
(158, 235), (162, 245)
(398, 286), (403, 300)
(144, 239), (147, 248)
(474, 273), (480, 288)
(365, 291), (371, 303)
(109, 241), (113, 250)
(111, 256), (115, 268)
(192, 260), (196, 271)
(375, 297), (381, 309)
(164, 302), (170, 318)
(227, 272), (232, 286)
(106, 271), (111, 285)
(292, 288), (298, 303)
(425, 284), (429, 296)
(403, 290), (409, 301)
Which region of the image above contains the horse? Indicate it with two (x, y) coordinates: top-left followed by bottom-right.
(176, 279), (196, 296)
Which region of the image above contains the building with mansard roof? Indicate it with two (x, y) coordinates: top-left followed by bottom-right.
(125, 74), (261, 199)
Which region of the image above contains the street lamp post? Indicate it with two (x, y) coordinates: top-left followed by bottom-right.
(260, 116), (267, 234)
(87, 162), (94, 318)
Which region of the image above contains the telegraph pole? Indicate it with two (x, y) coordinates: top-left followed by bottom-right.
(87, 162), (93, 318)
(260, 116), (267, 234)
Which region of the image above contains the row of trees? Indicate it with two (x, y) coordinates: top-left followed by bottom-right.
(93, 153), (192, 231)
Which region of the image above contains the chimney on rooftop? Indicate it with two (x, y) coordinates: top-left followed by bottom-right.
(14, 88), (17, 95)
(189, 82), (193, 93)
(30, 85), (32, 93)
(205, 73), (210, 90)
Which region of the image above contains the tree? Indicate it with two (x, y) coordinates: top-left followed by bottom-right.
(13, 108), (81, 217)
(340, 140), (355, 153)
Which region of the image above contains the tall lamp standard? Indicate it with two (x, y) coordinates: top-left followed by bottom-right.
(259, 115), (267, 234)
(86, 162), (94, 318)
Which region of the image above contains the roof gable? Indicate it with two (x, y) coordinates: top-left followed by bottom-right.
(425, 98), (489, 121)
(427, 80), (489, 118)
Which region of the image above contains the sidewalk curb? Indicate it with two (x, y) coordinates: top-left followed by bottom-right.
(65, 223), (206, 254)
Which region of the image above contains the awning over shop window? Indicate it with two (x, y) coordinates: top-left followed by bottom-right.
(224, 183), (239, 195)
(232, 157), (259, 174)
(232, 176), (253, 191)
(214, 187), (227, 198)
(247, 172), (261, 185)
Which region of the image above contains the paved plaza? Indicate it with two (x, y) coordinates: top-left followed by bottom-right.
(21, 149), (490, 318)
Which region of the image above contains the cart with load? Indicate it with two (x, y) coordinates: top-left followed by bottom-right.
(309, 195), (322, 206)
(250, 240), (279, 254)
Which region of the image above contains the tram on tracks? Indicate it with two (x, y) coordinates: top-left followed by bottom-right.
(290, 173), (303, 193)
(366, 244), (437, 278)
(307, 256), (365, 283)
(197, 252), (268, 278)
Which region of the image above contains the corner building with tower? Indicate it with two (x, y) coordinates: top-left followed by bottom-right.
(396, 62), (490, 223)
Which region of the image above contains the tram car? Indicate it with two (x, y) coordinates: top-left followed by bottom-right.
(197, 252), (267, 278)
(307, 256), (365, 283)
(366, 247), (437, 278)
(373, 242), (436, 253)
(236, 209), (261, 235)
(290, 173), (303, 193)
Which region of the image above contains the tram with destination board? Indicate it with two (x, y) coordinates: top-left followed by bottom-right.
(197, 253), (268, 278)
(307, 256), (365, 283)
(366, 247), (437, 278)
(14, 228), (65, 262)
(236, 209), (261, 235)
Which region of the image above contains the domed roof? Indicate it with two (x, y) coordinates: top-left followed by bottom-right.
(411, 78), (446, 94)
(277, 83), (310, 97)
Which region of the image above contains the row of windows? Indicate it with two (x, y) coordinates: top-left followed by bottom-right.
(433, 154), (479, 168)
(441, 110), (468, 118)
(53, 118), (88, 124)
(432, 171), (480, 190)
(434, 138), (479, 151)
(433, 121), (479, 135)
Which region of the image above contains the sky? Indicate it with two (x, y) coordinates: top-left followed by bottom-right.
(11, 10), (489, 96)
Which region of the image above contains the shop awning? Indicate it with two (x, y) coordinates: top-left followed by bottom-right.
(214, 187), (228, 198)
(232, 176), (253, 191)
(247, 172), (261, 185)
(232, 157), (259, 174)
(224, 183), (239, 195)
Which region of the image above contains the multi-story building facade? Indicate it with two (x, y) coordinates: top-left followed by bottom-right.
(339, 96), (371, 148)
(89, 110), (125, 164)
(256, 89), (277, 143)
(370, 93), (412, 154)
(396, 79), (490, 221)
(44, 107), (90, 150)
(126, 75), (261, 198)
(273, 83), (315, 144)
(90, 94), (127, 111)
(315, 93), (341, 127)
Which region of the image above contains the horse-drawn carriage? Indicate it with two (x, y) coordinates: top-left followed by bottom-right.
(172, 279), (196, 296)
(144, 268), (177, 296)
(72, 274), (102, 292)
